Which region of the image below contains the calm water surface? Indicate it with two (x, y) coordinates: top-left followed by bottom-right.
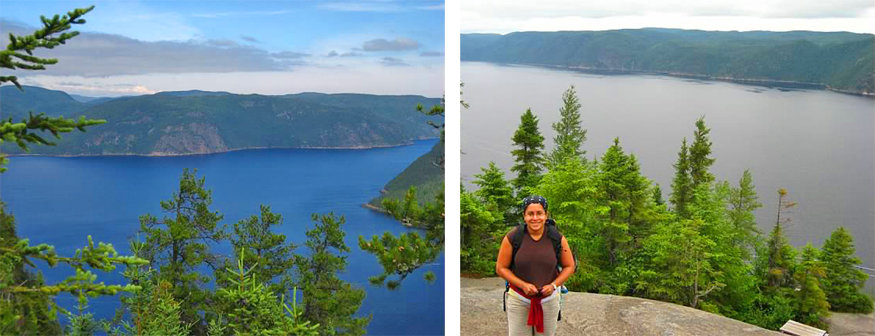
(0, 139), (443, 335)
(462, 62), (874, 290)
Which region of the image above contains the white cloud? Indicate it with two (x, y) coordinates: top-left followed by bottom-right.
(18, 66), (445, 97)
(462, 0), (875, 33)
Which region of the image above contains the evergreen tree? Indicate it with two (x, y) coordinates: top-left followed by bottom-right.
(472, 162), (515, 222)
(536, 152), (602, 291)
(727, 170), (762, 256)
(547, 86), (587, 167)
(670, 138), (693, 218)
(792, 244), (830, 329)
(117, 241), (191, 336)
(0, 204), (62, 335)
(652, 184), (665, 206)
(595, 138), (652, 266)
(638, 218), (723, 309)
(688, 116), (715, 189)
(510, 108), (545, 195)
(820, 227), (874, 313)
(459, 191), (501, 275)
(220, 205), (297, 298)
(295, 213), (370, 335)
(214, 248), (319, 336)
(138, 168), (226, 332)
(765, 210), (796, 290)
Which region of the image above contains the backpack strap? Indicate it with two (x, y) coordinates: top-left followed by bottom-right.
(509, 223), (526, 270)
(504, 224), (526, 312)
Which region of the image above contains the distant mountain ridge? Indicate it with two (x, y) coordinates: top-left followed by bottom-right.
(1, 86), (442, 155)
(462, 28), (875, 95)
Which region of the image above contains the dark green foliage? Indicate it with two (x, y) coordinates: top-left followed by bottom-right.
(0, 91), (442, 155)
(510, 108), (545, 195)
(219, 205), (297, 299)
(296, 214), (370, 335)
(461, 29), (875, 94)
(0, 229), (146, 335)
(535, 153), (602, 291)
(214, 248), (319, 336)
(369, 141), (444, 208)
(652, 184), (664, 206)
(595, 138), (652, 266)
(547, 85), (587, 167)
(792, 244), (830, 329)
(459, 191), (502, 275)
(820, 227), (874, 313)
(472, 161), (516, 223)
(361, 190), (444, 288)
(670, 138), (693, 218)
(0, 204), (62, 335)
(138, 168), (226, 332)
(638, 218), (722, 309)
(727, 170), (762, 257)
(765, 216), (797, 290)
(688, 117), (715, 189)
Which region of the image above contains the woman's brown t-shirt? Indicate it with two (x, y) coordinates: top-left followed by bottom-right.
(507, 227), (559, 289)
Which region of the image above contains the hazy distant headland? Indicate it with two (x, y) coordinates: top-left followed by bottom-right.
(0, 86), (442, 155)
(461, 28), (875, 96)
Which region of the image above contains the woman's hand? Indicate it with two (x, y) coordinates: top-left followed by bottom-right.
(522, 283), (539, 296)
(539, 284), (554, 297)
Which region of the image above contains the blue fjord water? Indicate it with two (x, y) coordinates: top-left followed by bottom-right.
(0, 139), (443, 335)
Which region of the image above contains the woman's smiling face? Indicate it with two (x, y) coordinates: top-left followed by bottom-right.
(523, 203), (547, 232)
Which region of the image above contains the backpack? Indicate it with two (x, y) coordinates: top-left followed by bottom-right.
(503, 218), (572, 321)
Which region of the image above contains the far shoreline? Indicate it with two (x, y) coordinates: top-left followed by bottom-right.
(463, 61), (875, 98)
(3, 137), (439, 158)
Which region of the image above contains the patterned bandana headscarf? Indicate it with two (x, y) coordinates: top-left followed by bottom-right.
(521, 195), (548, 213)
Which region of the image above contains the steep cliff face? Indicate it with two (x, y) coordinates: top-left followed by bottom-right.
(460, 277), (782, 336)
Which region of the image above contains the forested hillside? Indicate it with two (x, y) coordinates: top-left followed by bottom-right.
(462, 29), (875, 95)
(1, 86), (442, 155)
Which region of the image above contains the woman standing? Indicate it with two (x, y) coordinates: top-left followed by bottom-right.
(496, 195), (575, 336)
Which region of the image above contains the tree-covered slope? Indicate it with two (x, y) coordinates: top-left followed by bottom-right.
(462, 29), (875, 94)
(1, 88), (442, 155)
(1, 85), (90, 121)
(369, 139), (444, 207)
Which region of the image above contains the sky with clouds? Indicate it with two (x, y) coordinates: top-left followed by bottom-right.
(0, 0), (444, 97)
(462, 0), (875, 34)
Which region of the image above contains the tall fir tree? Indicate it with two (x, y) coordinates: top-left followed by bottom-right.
(138, 168), (226, 333)
(510, 108), (545, 195)
(670, 138), (693, 218)
(295, 213), (370, 335)
(820, 227), (874, 313)
(688, 116), (715, 189)
(727, 170), (762, 256)
(547, 86), (587, 167)
(596, 138), (652, 266)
